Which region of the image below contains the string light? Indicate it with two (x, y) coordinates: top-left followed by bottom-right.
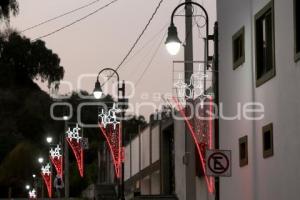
(49, 145), (63, 177)
(66, 124), (84, 177)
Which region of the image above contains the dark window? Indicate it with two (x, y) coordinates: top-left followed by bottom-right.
(239, 136), (248, 167)
(262, 123), (274, 158)
(295, 0), (300, 61)
(232, 27), (245, 69)
(255, 2), (275, 87)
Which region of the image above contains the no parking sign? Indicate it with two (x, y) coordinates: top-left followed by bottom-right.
(206, 150), (231, 177)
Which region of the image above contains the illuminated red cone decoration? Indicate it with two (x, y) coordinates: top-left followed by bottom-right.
(41, 163), (52, 198)
(49, 144), (63, 177)
(173, 97), (214, 193)
(173, 71), (214, 193)
(98, 103), (122, 178)
(66, 124), (84, 177)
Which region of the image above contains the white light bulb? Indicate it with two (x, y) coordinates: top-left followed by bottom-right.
(46, 137), (53, 144)
(166, 41), (181, 56)
(93, 91), (103, 99)
(38, 157), (44, 163)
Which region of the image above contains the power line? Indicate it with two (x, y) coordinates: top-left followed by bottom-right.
(122, 0), (185, 72)
(135, 32), (166, 87)
(114, 0), (164, 72)
(21, 0), (101, 33)
(33, 0), (120, 41)
(100, 0), (164, 87)
(122, 23), (168, 67)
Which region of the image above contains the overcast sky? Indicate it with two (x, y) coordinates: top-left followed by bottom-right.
(10, 0), (216, 119)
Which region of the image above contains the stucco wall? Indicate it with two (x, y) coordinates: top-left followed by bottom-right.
(217, 0), (300, 199)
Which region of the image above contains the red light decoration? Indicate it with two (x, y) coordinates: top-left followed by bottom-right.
(49, 145), (63, 177)
(66, 124), (84, 177)
(41, 163), (52, 198)
(99, 124), (122, 178)
(173, 96), (214, 193)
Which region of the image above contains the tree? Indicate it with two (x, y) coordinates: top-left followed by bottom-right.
(0, 30), (64, 88)
(0, 0), (18, 21)
(0, 141), (39, 197)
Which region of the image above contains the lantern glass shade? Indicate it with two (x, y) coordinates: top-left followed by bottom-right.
(93, 81), (103, 99)
(166, 42), (181, 55)
(165, 23), (181, 55)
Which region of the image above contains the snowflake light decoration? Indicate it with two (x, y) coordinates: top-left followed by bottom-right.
(174, 68), (211, 100)
(98, 103), (120, 130)
(29, 189), (36, 199)
(41, 163), (52, 198)
(41, 163), (51, 175)
(66, 123), (84, 177)
(66, 124), (82, 143)
(50, 145), (62, 159)
(98, 103), (122, 178)
(49, 144), (63, 177)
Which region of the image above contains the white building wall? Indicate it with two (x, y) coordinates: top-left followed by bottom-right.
(151, 125), (160, 163)
(131, 136), (140, 176)
(151, 170), (160, 195)
(217, 0), (300, 200)
(174, 119), (186, 200)
(124, 143), (131, 180)
(141, 127), (150, 170)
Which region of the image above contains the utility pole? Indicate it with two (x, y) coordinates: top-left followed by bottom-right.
(213, 22), (220, 200)
(120, 80), (126, 200)
(64, 120), (69, 198)
(184, 1), (196, 200)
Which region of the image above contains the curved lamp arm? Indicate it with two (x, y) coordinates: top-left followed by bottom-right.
(96, 67), (120, 83)
(93, 67), (125, 100)
(168, 1), (210, 66)
(170, 2), (209, 26)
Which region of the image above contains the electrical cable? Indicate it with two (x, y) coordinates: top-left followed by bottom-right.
(122, 23), (168, 67)
(114, 0), (164, 72)
(100, 0), (165, 87)
(135, 32), (166, 87)
(33, 0), (120, 41)
(122, 0), (185, 68)
(21, 0), (101, 33)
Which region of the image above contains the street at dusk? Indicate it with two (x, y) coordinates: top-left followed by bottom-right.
(0, 0), (299, 200)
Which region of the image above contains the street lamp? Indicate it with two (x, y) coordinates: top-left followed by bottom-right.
(93, 67), (126, 199)
(32, 174), (36, 178)
(46, 136), (53, 144)
(93, 80), (103, 99)
(165, 0), (216, 197)
(25, 184), (30, 190)
(38, 157), (44, 164)
(165, 1), (209, 57)
(165, 23), (181, 55)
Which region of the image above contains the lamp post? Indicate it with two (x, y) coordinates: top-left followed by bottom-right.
(165, 1), (215, 200)
(37, 157), (45, 199)
(165, 1), (209, 58)
(93, 67), (126, 200)
(63, 113), (70, 199)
